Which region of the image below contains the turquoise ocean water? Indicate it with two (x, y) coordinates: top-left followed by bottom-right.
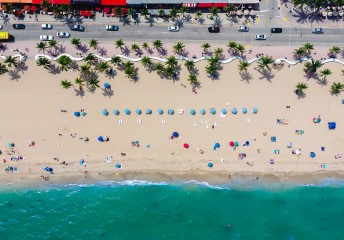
(1, 180), (344, 240)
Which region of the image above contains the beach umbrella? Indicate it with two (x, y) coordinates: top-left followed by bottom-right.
(115, 163), (122, 169)
(200, 109), (206, 115)
(221, 108), (227, 115)
(104, 82), (111, 89)
(157, 108), (164, 115)
(210, 108), (216, 115)
(79, 159), (85, 165)
(310, 152), (316, 158)
(229, 141), (234, 147)
(136, 109), (142, 115)
(82, 112), (86, 117)
(252, 107), (258, 114)
(102, 109), (109, 116)
(168, 109), (174, 115)
(214, 143), (220, 148)
(113, 109), (120, 115)
(74, 111), (80, 117)
(232, 108), (238, 114)
(242, 108), (247, 114)
(146, 109), (152, 115)
(98, 136), (104, 142)
(172, 132), (179, 138)
(234, 142), (239, 147)
(8, 142), (14, 147)
(245, 141), (250, 146)
(208, 163), (213, 168)
(124, 109), (131, 115)
(189, 109), (196, 115)
(183, 143), (189, 149)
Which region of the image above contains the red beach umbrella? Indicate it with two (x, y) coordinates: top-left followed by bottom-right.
(183, 143), (189, 149)
(229, 141), (234, 147)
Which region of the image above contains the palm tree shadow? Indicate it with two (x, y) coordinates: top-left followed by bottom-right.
(316, 77), (328, 86)
(74, 88), (85, 97)
(184, 14), (192, 23)
(134, 17), (141, 25)
(122, 17), (131, 26)
(213, 17), (223, 27)
(102, 88), (114, 98)
(106, 70), (117, 79)
(16, 63), (28, 73)
(240, 71), (253, 83)
(198, 17), (205, 25)
(8, 70), (21, 81)
(0, 43), (8, 52)
(79, 44), (89, 54)
(147, 17), (155, 27)
(48, 64), (61, 74)
(258, 68), (275, 82)
(158, 48), (168, 56)
(122, 46), (131, 56)
(57, 45), (66, 54)
(147, 48), (154, 55)
(97, 47), (107, 56)
(135, 49), (143, 57)
(297, 91), (306, 99)
(70, 61), (79, 71)
(193, 81), (202, 89)
(190, 67), (199, 75)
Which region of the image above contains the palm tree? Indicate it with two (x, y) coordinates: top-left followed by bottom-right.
(36, 57), (51, 69)
(84, 53), (96, 66)
(329, 45), (341, 57)
(173, 42), (185, 55)
(179, 6), (188, 17)
(205, 64), (218, 78)
(114, 39), (125, 49)
(154, 63), (165, 75)
(71, 38), (81, 49)
(48, 39), (58, 50)
(131, 43), (140, 52)
(36, 42), (48, 53)
(142, 42), (149, 50)
(214, 47), (223, 58)
(152, 40), (163, 50)
(330, 82), (344, 94)
(304, 59), (322, 74)
(184, 60), (195, 71)
(236, 44), (245, 55)
(208, 7), (219, 19)
(124, 60), (134, 69)
(320, 68), (332, 78)
(141, 56), (152, 68)
(60, 79), (72, 89)
(57, 55), (72, 72)
(124, 66), (135, 78)
(4, 56), (18, 68)
(0, 63), (8, 75)
(166, 56), (178, 67)
(97, 61), (109, 73)
(303, 42), (314, 55)
(207, 56), (220, 68)
(169, 8), (178, 20)
(188, 73), (198, 85)
(238, 60), (250, 72)
(195, 10), (203, 20)
(80, 64), (91, 75)
(257, 56), (274, 71)
(89, 39), (99, 50)
(164, 65), (176, 78)
(295, 82), (308, 94)
(74, 77), (84, 90)
(227, 41), (237, 53)
(141, 8), (149, 19)
(158, 8), (165, 18)
(293, 47), (306, 59)
(201, 42), (211, 54)
(110, 56), (122, 66)
(88, 78), (100, 90)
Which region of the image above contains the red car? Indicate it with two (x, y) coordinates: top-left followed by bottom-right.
(208, 26), (220, 33)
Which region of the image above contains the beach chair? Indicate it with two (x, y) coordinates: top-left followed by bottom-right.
(178, 109), (184, 115)
(271, 136), (276, 142)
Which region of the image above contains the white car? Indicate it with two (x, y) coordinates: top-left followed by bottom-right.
(40, 35), (54, 41)
(41, 24), (53, 30)
(255, 34), (267, 40)
(168, 26), (179, 32)
(238, 26), (249, 32)
(0, 25), (3, 30)
(57, 31), (70, 38)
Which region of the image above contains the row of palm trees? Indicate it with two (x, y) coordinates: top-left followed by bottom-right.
(296, 81), (344, 95)
(0, 56), (20, 75)
(293, 43), (343, 59)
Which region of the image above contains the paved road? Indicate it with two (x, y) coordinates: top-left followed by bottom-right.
(2, 22), (343, 46)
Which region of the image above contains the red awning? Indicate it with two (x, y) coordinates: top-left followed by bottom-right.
(31, 6), (37, 12)
(183, 3), (196, 7)
(33, 0), (70, 4)
(213, 3), (228, 8)
(197, 3), (213, 8)
(100, 0), (126, 6)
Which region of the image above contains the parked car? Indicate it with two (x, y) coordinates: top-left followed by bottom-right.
(208, 26), (220, 33)
(255, 34), (267, 40)
(168, 26), (179, 32)
(57, 31), (70, 38)
(70, 25), (85, 32)
(271, 28), (282, 33)
(40, 35), (54, 41)
(105, 25), (119, 31)
(41, 24), (53, 30)
(12, 24), (25, 29)
(0, 25), (3, 30)
(312, 28), (324, 34)
(238, 26), (249, 32)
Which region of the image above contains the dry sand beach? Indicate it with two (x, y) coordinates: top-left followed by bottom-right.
(0, 43), (343, 186)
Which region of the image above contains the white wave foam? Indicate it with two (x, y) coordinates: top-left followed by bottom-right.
(183, 180), (230, 190)
(114, 180), (167, 186)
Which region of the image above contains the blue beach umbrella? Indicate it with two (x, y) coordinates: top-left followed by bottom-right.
(221, 108), (227, 114)
(113, 109), (120, 115)
(98, 136), (104, 142)
(245, 141), (250, 146)
(208, 163), (213, 168)
(210, 108), (216, 115)
(189, 109), (196, 115)
(102, 109), (109, 116)
(310, 152), (316, 158)
(200, 109), (206, 115)
(215, 143), (220, 148)
(74, 111), (80, 117)
(252, 107), (258, 114)
(115, 163), (122, 169)
(232, 108), (238, 114)
(157, 109), (164, 115)
(168, 109), (174, 115)
(104, 83), (111, 89)
(172, 132), (179, 138)
(136, 109), (142, 115)
(124, 109), (131, 115)
(146, 109), (152, 115)
(242, 108), (247, 114)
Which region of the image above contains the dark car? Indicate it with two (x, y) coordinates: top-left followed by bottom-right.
(271, 28), (282, 33)
(208, 26), (220, 33)
(70, 24), (85, 32)
(13, 24), (25, 29)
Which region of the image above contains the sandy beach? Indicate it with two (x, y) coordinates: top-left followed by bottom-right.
(0, 42), (344, 186)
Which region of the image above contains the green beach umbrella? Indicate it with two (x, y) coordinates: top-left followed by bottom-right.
(234, 142), (239, 147)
